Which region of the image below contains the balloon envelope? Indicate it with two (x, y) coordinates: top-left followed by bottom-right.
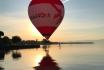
(28, 0), (64, 39)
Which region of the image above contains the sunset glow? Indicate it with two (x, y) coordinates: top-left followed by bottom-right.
(0, 0), (104, 41)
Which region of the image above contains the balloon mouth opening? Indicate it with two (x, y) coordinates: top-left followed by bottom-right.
(43, 36), (50, 40)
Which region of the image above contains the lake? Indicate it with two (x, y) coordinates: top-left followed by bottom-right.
(0, 42), (104, 70)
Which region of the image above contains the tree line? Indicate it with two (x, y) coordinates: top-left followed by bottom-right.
(0, 31), (52, 49)
(0, 31), (22, 47)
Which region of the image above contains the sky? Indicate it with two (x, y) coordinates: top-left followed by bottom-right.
(0, 0), (104, 41)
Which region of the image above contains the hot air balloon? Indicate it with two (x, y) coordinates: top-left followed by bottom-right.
(28, 0), (64, 40)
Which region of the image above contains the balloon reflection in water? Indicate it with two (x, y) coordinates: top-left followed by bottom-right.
(34, 45), (61, 70)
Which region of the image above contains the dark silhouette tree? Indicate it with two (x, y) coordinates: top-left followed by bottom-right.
(12, 36), (22, 43)
(0, 31), (4, 38)
(2, 36), (11, 44)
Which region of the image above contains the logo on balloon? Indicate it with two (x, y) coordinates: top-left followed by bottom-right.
(28, 0), (64, 40)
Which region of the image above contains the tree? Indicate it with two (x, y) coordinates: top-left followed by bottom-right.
(0, 31), (4, 38)
(2, 36), (10, 44)
(12, 36), (22, 43)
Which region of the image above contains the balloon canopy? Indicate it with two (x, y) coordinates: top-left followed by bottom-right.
(28, 0), (64, 40)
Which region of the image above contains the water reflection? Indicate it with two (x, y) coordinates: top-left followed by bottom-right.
(12, 50), (22, 59)
(0, 50), (5, 70)
(0, 67), (4, 70)
(0, 50), (5, 60)
(34, 45), (61, 70)
(0, 44), (104, 70)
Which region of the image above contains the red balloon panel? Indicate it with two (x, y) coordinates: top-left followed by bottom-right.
(28, 0), (64, 39)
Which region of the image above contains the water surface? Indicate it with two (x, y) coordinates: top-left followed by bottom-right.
(0, 43), (104, 70)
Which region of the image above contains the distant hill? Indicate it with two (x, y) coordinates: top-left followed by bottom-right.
(78, 39), (104, 44)
(60, 41), (93, 44)
(93, 39), (104, 44)
(63, 39), (104, 44)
